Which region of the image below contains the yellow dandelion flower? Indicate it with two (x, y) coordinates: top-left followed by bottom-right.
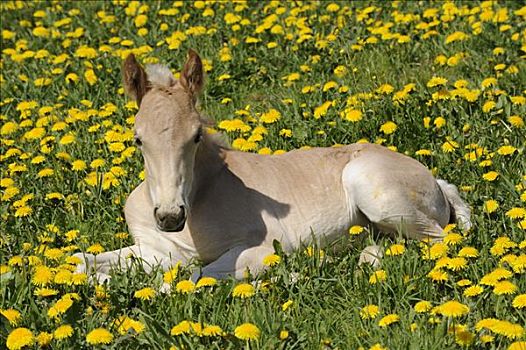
(436, 300), (469, 317)
(369, 270), (387, 284)
(511, 255), (526, 273)
(482, 100), (496, 113)
(134, 287), (156, 300)
(6, 327), (33, 350)
(457, 279), (471, 286)
(444, 233), (463, 246)
(323, 81), (338, 92)
(427, 268), (448, 282)
(414, 300), (432, 313)
(85, 69), (97, 85)
(1, 309), (21, 326)
(415, 149), (433, 156)
(34, 287), (59, 297)
(86, 243), (104, 254)
(506, 207), (526, 219)
(481, 77), (497, 89)
(90, 158), (106, 169)
(423, 242), (449, 260)
(71, 160), (87, 171)
(162, 266), (180, 284)
(512, 294), (526, 309)
(490, 320), (524, 339)
(349, 225), (364, 235)
(44, 248), (64, 260)
(334, 65), (347, 77)
(260, 109), (281, 124)
(282, 300), (293, 312)
(115, 316), (145, 335)
(441, 139), (459, 153)
(54, 269), (73, 284)
(59, 134), (75, 145)
(446, 257), (467, 271)
(232, 283), (255, 298)
(65, 73), (78, 83)
(464, 285), (484, 297)
(171, 320), (191, 336)
(342, 108), (363, 122)
(35, 332), (53, 347)
(53, 324), (73, 340)
(490, 237), (517, 256)
(263, 254), (281, 266)
(203, 324), (223, 337)
(484, 200), (499, 213)
(481, 267), (513, 285)
(313, 101), (332, 119)
(427, 76), (448, 88)
(509, 341), (526, 350)
(379, 121), (397, 134)
(434, 116), (446, 128)
(508, 115), (524, 128)
(455, 329), (474, 346)
(385, 243), (405, 256)
(445, 31), (469, 44)
(482, 171), (499, 181)
(493, 280), (517, 295)
(497, 145), (517, 155)
(86, 328), (113, 345)
(360, 304), (379, 319)
(14, 206), (32, 217)
(458, 247), (479, 258)
(71, 273), (87, 285)
(218, 119), (251, 132)
(480, 334), (494, 344)
(234, 323), (260, 340)
(38, 168), (54, 178)
(32, 265), (54, 286)
(196, 276), (217, 288)
(376, 84), (394, 94)
(378, 314), (399, 327)
(175, 280), (195, 294)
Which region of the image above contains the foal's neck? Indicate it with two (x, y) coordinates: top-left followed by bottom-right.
(190, 135), (227, 199)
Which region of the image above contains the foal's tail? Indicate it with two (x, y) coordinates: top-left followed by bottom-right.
(437, 179), (472, 231)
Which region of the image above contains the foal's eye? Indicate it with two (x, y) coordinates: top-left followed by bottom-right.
(134, 137), (143, 147)
(194, 128), (203, 144)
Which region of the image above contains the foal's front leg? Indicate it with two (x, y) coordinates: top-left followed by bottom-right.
(192, 245), (275, 281)
(74, 244), (177, 283)
(73, 246), (135, 283)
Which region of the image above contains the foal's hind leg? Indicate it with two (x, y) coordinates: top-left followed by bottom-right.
(192, 245), (275, 281)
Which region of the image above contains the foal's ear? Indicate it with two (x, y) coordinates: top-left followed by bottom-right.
(122, 54), (150, 106)
(180, 49), (204, 98)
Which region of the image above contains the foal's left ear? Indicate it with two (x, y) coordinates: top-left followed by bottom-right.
(180, 49), (204, 98)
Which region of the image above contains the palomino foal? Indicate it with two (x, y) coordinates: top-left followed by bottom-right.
(75, 50), (471, 282)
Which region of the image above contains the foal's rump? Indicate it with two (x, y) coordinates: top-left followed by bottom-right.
(341, 143), (452, 241)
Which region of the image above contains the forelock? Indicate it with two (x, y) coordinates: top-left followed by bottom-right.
(145, 64), (175, 88)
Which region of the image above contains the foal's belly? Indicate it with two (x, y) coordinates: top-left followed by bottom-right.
(262, 189), (369, 251)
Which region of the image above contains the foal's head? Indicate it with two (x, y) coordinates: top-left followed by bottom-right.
(123, 50), (204, 232)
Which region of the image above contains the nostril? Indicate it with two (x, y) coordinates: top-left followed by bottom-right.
(179, 205), (185, 216)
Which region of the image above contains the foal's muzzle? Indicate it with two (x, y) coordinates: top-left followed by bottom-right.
(154, 206), (186, 232)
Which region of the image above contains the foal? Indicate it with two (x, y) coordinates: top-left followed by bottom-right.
(75, 50), (471, 282)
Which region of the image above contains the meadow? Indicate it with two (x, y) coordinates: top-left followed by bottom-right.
(1, 0), (525, 349)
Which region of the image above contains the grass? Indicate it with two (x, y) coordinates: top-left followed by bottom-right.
(1, 1), (526, 349)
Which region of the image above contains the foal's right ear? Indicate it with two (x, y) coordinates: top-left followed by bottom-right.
(122, 54), (150, 106)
